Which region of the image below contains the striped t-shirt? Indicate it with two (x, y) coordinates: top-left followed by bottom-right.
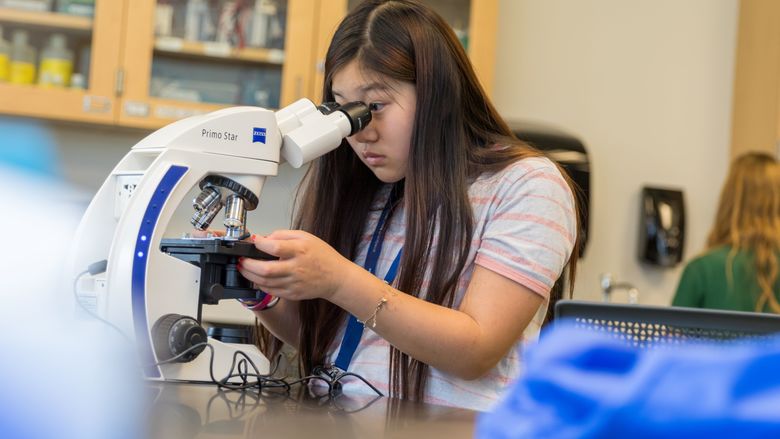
(327, 156), (577, 411)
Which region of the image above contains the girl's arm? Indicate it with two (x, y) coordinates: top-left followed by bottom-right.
(248, 298), (300, 348)
(239, 231), (544, 380)
(329, 260), (543, 380)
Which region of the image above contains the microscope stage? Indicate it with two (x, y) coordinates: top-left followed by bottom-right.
(160, 238), (276, 262)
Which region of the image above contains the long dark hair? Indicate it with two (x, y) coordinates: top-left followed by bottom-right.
(283, 0), (580, 402)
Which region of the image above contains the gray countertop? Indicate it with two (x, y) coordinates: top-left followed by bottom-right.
(146, 382), (478, 439)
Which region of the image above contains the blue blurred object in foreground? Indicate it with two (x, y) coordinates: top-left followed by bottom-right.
(0, 120), (142, 439)
(0, 117), (59, 176)
(477, 321), (780, 439)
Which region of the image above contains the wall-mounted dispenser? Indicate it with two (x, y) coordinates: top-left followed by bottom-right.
(638, 186), (685, 267)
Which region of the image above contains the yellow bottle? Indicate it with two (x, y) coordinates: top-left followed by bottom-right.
(10, 30), (36, 85)
(39, 33), (73, 88)
(0, 25), (9, 82)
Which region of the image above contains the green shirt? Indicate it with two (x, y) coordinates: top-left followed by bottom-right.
(672, 246), (780, 312)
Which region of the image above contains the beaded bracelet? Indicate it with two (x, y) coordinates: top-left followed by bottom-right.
(359, 296), (388, 328)
(238, 293), (280, 311)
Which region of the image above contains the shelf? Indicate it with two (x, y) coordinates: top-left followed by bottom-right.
(0, 7), (92, 32)
(154, 37), (285, 66)
(0, 83), (114, 124)
(119, 96), (227, 130)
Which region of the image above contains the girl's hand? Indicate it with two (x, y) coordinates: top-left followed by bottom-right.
(237, 230), (356, 301)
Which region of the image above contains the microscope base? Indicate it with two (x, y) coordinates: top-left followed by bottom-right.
(153, 336), (271, 383)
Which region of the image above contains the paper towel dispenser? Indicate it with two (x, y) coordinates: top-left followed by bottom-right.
(638, 186), (685, 267)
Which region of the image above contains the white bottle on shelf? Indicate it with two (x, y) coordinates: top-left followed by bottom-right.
(185, 0), (211, 41)
(9, 30), (36, 85)
(38, 33), (74, 87)
(249, 0), (275, 47)
(70, 72), (85, 89)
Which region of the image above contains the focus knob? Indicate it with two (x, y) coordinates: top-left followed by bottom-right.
(151, 314), (207, 363)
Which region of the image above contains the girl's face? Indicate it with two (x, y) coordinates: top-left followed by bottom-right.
(331, 60), (416, 183)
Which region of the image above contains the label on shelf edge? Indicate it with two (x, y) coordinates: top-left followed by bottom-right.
(124, 101), (150, 118)
(155, 37), (184, 52)
(268, 49), (285, 63)
(202, 42), (232, 57)
(82, 95), (111, 113)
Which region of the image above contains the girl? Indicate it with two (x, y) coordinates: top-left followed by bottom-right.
(237, 0), (579, 411)
(673, 152), (780, 313)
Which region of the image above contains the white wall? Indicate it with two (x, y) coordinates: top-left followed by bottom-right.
(494, 0), (738, 304)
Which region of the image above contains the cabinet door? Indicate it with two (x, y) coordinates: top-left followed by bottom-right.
(312, 0), (498, 104)
(0, 0), (123, 124)
(118, 0), (317, 130)
(730, 0), (780, 158)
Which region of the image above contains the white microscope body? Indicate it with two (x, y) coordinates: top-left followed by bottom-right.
(70, 99), (370, 383)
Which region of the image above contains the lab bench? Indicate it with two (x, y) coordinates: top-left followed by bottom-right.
(146, 382), (477, 439)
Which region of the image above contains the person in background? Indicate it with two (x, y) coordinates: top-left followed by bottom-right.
(673, 152), (780, 313)
(235, 0), (580, 411)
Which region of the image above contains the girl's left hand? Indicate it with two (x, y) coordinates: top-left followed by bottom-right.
(237, 230), (355, 301)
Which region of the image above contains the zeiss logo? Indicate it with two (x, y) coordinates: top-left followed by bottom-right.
(252, 127), (267, 144)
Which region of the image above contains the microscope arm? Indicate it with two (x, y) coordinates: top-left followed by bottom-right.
(70, 98), (372, 383)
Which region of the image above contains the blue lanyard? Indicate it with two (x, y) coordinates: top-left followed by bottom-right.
(334, 191), (403, 371)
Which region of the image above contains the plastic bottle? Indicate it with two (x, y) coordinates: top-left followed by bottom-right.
(0, 26), (9, 82)
(185, 0), (209, 41)
(38, 33), (73, 87)
(249, 0), (272, 47)
(9, 30), (36, 85)
(70, 72), (85, 89)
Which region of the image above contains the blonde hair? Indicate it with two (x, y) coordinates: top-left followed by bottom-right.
(707, 152), (780, 312)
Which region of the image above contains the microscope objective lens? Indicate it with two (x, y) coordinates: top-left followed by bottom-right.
(223, 195), (246, 228)
(193, 185), (221, 211)
(190, 200), (223, 230)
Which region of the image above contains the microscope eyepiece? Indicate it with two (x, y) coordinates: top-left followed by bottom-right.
(318, 101), (372, 136)
(338, 101), (372, 136)
(317, 102), (341, 115)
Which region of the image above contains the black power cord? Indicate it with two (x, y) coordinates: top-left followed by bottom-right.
(73, 260), (132, 341)
(152, 342), (383, 398)
(76, 260), (383, 399)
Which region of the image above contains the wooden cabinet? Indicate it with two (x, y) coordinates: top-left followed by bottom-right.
(0, 0), (499, 129)
(119, 0), (318, 129)
(730, 0), (780, 158)
(311, 0), (498, 104)
(0, 2), (123, 124)
(0, 0), (318, 129)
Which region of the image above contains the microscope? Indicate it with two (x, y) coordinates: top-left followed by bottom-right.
(69, 99), (371, 383)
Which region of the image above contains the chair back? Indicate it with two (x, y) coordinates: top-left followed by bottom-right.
(554, 300), (780, 348)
